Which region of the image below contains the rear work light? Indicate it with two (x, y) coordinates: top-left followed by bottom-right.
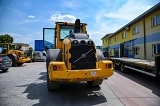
(108, 64), (112, 68)
(53, 66), (57, 71)
(53, 65), (61, 71)
(106, 64), (112, 69)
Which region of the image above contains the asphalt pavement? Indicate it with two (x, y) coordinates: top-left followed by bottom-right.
(0, 62), (159, 106)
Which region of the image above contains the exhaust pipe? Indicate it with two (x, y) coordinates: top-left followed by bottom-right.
(74, 19), (80, 33)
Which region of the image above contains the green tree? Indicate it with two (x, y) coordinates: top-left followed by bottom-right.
(29, 47), (33, 50)
(0, 34), (14, 43)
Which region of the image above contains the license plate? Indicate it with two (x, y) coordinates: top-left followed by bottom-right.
(5, 62), (10, 63)
(91, 71), (97, 76)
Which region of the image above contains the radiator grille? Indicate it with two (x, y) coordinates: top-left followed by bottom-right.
(69, 45), (96, 70)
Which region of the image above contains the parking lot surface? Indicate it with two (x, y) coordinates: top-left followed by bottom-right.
(0, 62), (159, 106)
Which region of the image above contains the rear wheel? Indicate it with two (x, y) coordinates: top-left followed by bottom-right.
(46, 49), (62, 91)
(46, 65), (60, 91)
(88, 49), (104, 87)
(87, 79), (103, 87)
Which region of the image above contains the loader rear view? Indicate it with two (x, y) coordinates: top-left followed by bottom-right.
(43, 19), (114, 91)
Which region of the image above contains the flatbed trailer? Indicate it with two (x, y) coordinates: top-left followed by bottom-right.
(110, 55), (160, 78)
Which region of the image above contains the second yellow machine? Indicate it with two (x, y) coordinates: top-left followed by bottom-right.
(0, 43), (30, 66)
(43, 19), (114, 90)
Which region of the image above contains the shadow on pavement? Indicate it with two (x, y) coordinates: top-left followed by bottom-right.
(115, 69), (160, 97)
(38, 72), (47, 81)
(20, 72), (107, 106)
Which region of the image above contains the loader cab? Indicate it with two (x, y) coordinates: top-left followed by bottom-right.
(43, 20), (87, 51)
(0, 43), (15, 54)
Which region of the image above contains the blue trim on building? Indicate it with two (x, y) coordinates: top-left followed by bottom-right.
(106, 32), (160, 58)
(134, 32), (160, 45)
(135, 37), (144, 45)
(108, 44), (119, 50)
(146, 32), (160, 43)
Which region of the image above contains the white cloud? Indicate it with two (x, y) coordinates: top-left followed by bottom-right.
(49, 14), (76, 22)
(28, 15), (35, 19)
(104, 0), (152, 21)
(91, 0), (154, 46)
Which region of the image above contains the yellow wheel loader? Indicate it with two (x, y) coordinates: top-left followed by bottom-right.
(0, 43), (30, 66)
(43, 19), (114, 91)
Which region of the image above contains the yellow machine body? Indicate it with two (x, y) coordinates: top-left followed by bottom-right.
(0, 43), (30, 66)
(48, 61), (113, 82)
(43, 19), (114, 90)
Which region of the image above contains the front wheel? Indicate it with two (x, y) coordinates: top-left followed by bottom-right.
(8, 56), (17, 67)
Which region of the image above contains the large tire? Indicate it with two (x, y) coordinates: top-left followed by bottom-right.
(113, 60), (119, 70)
(87, 50), (104, 87)
(87, 79), (103, 86)
(46, 49), (62, 91)
(113, 61), (117, 69)
(8, 56), (17, 67)
(96, 49), (105, 61)
(12, 59), (17, 67)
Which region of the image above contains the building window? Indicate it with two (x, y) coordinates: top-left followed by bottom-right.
(133, 25), (139, 34)
(134, 46), (140, 55)
(106, 38), (108, 42)
(109, 39), (112, 44)
(152, 14), (160, 26)
(110, 50), (112, 55)
(152, 44), (160, 55)
(115, 36), (118, 42)
(122, 32), (126, 39)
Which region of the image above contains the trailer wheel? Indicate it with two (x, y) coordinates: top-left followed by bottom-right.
(120, 62), (126, 73)
(87, 79), (103, 86)
(113, 61), (118, 69)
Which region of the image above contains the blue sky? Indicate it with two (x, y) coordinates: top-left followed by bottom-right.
(0, 0), (159, 49)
